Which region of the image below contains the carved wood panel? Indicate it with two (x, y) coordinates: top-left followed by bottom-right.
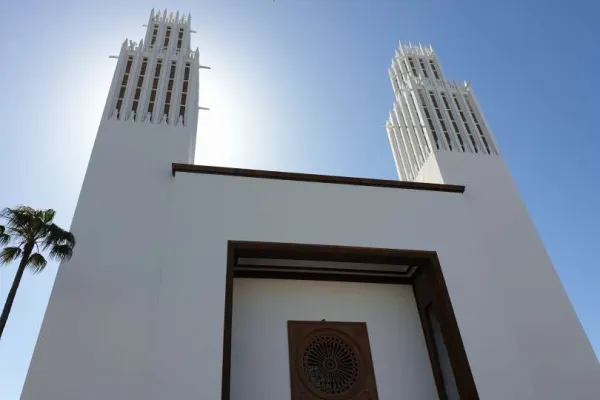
(287, 321), (379, 400)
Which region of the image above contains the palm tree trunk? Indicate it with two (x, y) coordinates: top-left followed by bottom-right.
(0, 242), (33, 340)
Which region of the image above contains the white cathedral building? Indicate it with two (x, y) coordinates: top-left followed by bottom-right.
(20, 10), (599, 400)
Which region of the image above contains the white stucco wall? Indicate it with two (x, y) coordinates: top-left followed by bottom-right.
(414, 153), (443, 183)
(21, 158), (600, 400)
(231, 278), (438, 400)
(21, 120), (194, 400)
(431, 151), (600, 400)
(149, 172), (538, 400)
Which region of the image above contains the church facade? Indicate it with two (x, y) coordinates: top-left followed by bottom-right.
(21, 10), (599, 400)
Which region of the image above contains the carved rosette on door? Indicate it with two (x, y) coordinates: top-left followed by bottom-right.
(287, 321), (379, 400)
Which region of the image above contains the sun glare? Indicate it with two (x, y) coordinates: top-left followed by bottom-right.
(194, 59), (272, 168)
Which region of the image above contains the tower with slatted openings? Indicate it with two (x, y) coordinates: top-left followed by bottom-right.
(20, 10), (201, 400)
(385, 42), (600, 400)
(103, 9), (200, 162)
(386, 43), (500, 183)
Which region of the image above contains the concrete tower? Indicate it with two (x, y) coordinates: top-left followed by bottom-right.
(20, 10), (201, 399)
(386, 43), (600, 400)
(386, 43), (499, 183)
(102, 8), (200, 162)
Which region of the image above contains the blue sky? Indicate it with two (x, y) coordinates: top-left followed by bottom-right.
(1, 0), (599, 397)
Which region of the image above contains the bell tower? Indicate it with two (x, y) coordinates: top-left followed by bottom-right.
(385, 43), (600, 399)
(100, 9), (200, 163)
(21, 13), (204, 399)
(385, 43), (500, 183)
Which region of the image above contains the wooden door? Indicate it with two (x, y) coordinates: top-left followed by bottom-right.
(287, 321), (379, 400)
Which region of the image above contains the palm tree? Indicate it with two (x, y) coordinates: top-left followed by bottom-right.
(0, 206), (75, 340)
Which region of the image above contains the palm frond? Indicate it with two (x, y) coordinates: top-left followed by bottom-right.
(0, 247), (22, 265)
(41, 209), (56, 224)
(0, 225), (9, 245)
(1, 207), (29, 229)
(29, 212), (45, 235)
(1, 206), (35, 222)
(49, 244), (73, 261)
(42, 224), (76, 250)
(40, 224), (57, 250)
(27, 253), (47, 274)
(1, 206), (39, 240)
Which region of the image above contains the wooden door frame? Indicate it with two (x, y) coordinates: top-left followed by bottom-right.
(221, 240), (479, 400)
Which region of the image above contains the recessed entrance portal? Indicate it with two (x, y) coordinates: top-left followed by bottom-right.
(222, 241), (479, 400)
